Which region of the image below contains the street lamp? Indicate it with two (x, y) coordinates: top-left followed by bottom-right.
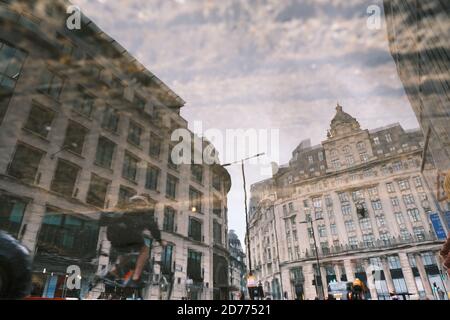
(299, 216), (325, 299)
(222, 152), (265, 299)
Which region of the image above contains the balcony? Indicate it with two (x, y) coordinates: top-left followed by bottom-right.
(303, 232), (439, 259)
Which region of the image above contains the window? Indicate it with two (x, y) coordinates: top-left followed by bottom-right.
(63, 121), (87, 155)
(371, 200), (382, 210)
(395, 212), (405, 225)
(37, 208), (99, 258)
(343, 145), (351, 154)
(288, 202), (295, 211)
(213, 195), (222, 216)
(360, 153), (369, 162)
(307, 227), (314, 239)
(145, 165), (159, 191)
(363, 234), (375, 247)
(345, 155), (355, 166)
(348, 236), (358, 247)
(391, 197), (400, 207)
(318, 224), (327, 237)
(95, 136), (116, 169)
(331, 159), (340, 169)
(368, 187), (378, 196)
(380, 232), (390, 244)
(86, 174), (110, 208)
(413, 176), (423, 188)
(127, 121), (142, 146)
(7, 143), (44, 184)
(191, 165), (203, 184)
(134, 95), (146, 110)
(338, 192), (349, 202)
(373, 137), (380, 145)
(407, 208), (421, 223)
(356, 142), (365, 151)
(403, 194), (415, 205)
(122, 152), (139, 182)
(149, 133), (162, 159)
(325, 195), (333, 207)
(292, 229), (298, 241)
(400, 228), (410, 241)
(385, 133), (392, 143)
(24, 104), (55, 137)
(330, 223), (337, 236)
(376, 215), (386, 227)
(303, 199), (309, 208)
(0, 41), (27, 122)
(398, 180), (410, 191)
(320, 242), (330, 255)
(282, 204), (288, 216)
(118, 185), (136, 206)
(163, 206), (176, 232)
(111, 75), (124, 96)
(360, 218), (372, 230)
(213, 221), (222, 245)
(50, 159), (80, 197)
(72, 87), (94, 117)
(38, 68), (64, 100)
(0, 195), (27, 238)
(189, 187), (203, 213)
(341, 204), (352, 216)
(161, 244), (173, 275)
(212, 173), (222, 191)
(188, 218), (202, 242)
(345, 220), (355, 231)
(166, 174), (178, 199)
(352, 190), (364, 201)
(392, 161), (403, 172)
(318, 152), (324, 161)
(187, 250), (202, 281)
(308, 155), (314, 164)
(386, 182), (395, 193)
(102, 106), (120, 133)
(413, 227), (425, 241)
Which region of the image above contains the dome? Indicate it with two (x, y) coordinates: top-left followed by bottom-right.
(329, 103), (361, 137)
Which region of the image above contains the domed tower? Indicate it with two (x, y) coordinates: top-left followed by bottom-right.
(329, 103), (361, 138)
(322, 103), (374, 172)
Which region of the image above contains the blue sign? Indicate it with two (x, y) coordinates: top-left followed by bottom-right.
(445, 211), (450, 231)
(430, 213), (447, 240)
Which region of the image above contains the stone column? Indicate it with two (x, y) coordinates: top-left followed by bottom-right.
(303, 263), (316, 300)
(320, 265), (328, 298)
(380, 256), (395, 294)
(398, 252), (418, 295)
(344, 259), (355, 282)
(414, 253), (434, 299)
(363, 259), (378, 300)
(334, 263), (342, 282)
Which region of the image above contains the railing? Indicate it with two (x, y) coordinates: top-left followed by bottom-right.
(303, 232), (439, 259)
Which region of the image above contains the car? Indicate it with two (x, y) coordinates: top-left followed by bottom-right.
(0, 231), (32, 299)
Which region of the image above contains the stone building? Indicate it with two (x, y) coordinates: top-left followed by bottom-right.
(0, 0), (231, 300)
(228, 230), (247, 300)
(384, 0), (450, 213)
(248, 105), (448, 300)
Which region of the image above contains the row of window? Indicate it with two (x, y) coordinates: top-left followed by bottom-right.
(6, 142), (224, 219)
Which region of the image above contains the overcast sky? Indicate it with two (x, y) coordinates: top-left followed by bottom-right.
(72, 0), (419, 245)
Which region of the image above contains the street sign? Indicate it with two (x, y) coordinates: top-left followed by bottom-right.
(430, 213), (447, 240)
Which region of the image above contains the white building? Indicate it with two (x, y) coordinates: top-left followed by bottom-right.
(248, 105), (449, 300)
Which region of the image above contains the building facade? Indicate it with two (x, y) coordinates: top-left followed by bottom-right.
(384, 0), (450, 212)
(228, 229), (247, 300)
(0, 0), (231, 300)
(248, 105), (448, 300)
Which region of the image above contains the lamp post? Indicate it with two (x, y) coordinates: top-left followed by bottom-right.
(299, 216), (325, 299)
(222, 153), (265, 299)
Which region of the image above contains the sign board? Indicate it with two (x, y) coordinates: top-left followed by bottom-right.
(247, 274), (257, 288)
(430, 213), (447, 240)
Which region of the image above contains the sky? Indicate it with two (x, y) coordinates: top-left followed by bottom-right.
(72, 0), (419, 245)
